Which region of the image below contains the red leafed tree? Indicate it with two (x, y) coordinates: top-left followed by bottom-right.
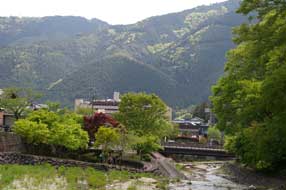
(83, 112), (120, 141)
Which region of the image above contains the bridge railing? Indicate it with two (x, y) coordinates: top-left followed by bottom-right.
(162, 141), (224, 150)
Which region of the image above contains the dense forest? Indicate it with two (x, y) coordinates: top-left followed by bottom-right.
(0, 0), (246, 107)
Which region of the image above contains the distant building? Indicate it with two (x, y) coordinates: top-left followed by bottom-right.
(165, 106), (173, 121)
(75, 92), (173, 120)
(173, 119), (209, 142)
(189, 117), (205, 125)
(75, 92), (120, 114)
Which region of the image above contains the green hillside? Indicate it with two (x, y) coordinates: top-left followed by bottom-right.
(0, 0), (246, 107)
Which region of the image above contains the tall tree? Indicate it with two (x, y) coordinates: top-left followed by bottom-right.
(211, 0), (286, 171)
(115, 92), (173, 139)
(0, 88), (41, 119)
(94, 127), (120, 162)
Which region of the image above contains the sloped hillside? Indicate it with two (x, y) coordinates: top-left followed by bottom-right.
(0, 0), (246, 107)
(46, 56), (184, 106)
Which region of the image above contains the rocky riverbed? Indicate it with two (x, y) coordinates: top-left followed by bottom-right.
(175, 161), (286, 190)
(0, 161), (285, 190)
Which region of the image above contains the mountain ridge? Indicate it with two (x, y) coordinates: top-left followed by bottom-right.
(0, 0), (246, 108)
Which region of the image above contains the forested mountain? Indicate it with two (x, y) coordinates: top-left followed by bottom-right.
(0, 0), (246, 107)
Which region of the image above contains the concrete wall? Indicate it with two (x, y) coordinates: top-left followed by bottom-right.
(0, 132), (24, 152)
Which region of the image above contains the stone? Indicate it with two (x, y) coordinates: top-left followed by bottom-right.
(248, 185), (257, 190)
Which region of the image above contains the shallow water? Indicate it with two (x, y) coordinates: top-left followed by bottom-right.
(170, 162), (248, 190)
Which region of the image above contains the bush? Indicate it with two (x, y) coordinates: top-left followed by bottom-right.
(131, 135), (162, 159)
(207, 127), (221, 141)
(13, 109), (89, 151)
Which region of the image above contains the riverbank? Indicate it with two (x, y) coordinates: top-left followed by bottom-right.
(1, 160), (285, 190)
(0, 164), (167, 190)
(174, 160), (286, 190)
(221, 162), (286, 190)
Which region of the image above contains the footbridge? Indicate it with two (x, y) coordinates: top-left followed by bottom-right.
(161, 142), (234, 158)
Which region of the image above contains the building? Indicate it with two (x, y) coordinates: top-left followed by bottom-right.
(75, 92), (173, 120)
(165, 106), (173, 121)
(189, 117), (205, 125)
(173, 119), (209, 142)
(0, 110), (15, 131)
(75, 92), (120, 114)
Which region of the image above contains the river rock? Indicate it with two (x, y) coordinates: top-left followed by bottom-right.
(248, 185), (257, 189)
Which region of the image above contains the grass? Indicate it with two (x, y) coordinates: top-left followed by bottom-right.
(175, 163), (185, 171)
(0, 164), (165, 190)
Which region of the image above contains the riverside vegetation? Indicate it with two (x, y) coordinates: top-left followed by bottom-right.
(211, 0), (286, 173)
(0, 164), (167, 190)
(0, 89), (174, 189)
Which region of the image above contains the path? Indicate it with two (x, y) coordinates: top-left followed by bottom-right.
(151, 152), (187, 179)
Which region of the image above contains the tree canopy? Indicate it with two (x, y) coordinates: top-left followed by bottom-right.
(211, 0), (286, 171)
(115, 92), (174, 139)
(94, 127), (121, 160)
(13, 109), (89, 151)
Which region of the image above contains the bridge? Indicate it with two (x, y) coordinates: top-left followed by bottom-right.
(161, 142), (234, 158)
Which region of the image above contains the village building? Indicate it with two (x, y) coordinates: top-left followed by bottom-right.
(173, 118), (209, 142)
(75, 92), (121, 115)
(75, 92), (173, 120)
(0, 110), (15, 131)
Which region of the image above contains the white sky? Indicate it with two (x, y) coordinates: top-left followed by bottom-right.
(1, 0), (227, 25)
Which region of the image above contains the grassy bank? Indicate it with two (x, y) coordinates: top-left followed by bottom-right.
(0, 164), (165, 190)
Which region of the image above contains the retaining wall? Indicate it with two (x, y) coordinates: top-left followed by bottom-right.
(0, 152), (143, 172)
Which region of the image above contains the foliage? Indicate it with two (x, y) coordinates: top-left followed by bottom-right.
(131, 135), (162, 159)
(75, 107), (94, 115)
(192, 102), (210, 121)
(199, 136), (208, 144)
(0, 87), (41, 119)
(13, 109), (89, 151)
(116, 92), (173, 139)
(45, 101), (61, 112)
(207, 127), (221, 141)
(83, 112), (119, 141)
(174, 105), (195, 120)
(223, 135), (237, 153)
(211, 0), (286, 171)
(13, 120), (50, 144)
(94, 127), (120, 159)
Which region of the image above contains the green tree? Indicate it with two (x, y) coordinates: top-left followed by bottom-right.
(75, 107), (94, 115)
(115, 92), (173, 139)
(13, 120), (50, 144)
(211, 0), (286, 171)
(207, 127), (221, 141)
(192, 102), (209, 121)
(94, 127), (120, 161)
(131, 135), (162, 160)
(0, 87), (41, 119)
(45, 101), (60, 113)
(13, 109), (89, 151)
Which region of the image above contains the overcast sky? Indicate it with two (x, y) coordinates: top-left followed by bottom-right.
(1, 0), (227, 25)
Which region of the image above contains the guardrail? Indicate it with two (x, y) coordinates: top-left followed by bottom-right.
(162, 142), (224, 150)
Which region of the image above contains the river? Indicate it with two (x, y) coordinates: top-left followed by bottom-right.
(108, 161), (251, 190)
(169, 161), (248, 190)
